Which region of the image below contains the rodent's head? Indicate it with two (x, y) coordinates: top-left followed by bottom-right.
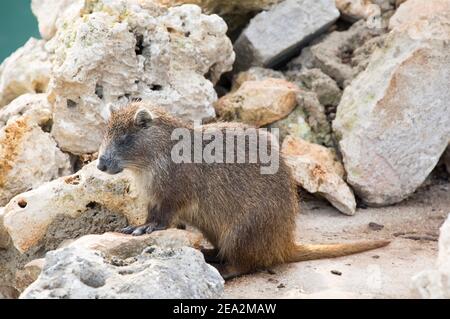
(97, 102), (171, 175)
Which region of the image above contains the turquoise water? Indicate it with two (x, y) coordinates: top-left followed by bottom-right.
(0, 0), (40, 63)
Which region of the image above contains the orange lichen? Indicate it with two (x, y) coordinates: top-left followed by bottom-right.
(0, 117), (32, 188)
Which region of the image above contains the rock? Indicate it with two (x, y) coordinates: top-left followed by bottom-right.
(0, 208), (10, 249)
(31, 0), (85, 40)
(233, 0), (339, 71)
(0, 38), (52, 108)
(413, 215), (450, 298)
(62, 230), (205, 259)
(215, 78), (298, 127)
(13, 229), (204, 292)
(0, 94), (71, 207)
(372, 0), (396, 11)
(289, 20), (385, 88)
(154, 0), (283, 30)
(14, 259), (45, 293)
(0, 94), (51, 128)
(20, 245), (223, 299)
(269, 100), (314, 143)
(270, 90), (332, 146)
(2, 161), (149, 253)
(286, 68), (342, 107)
(389, 0), (450, 31)
(395, 0), (407, 7)
(333, 15), (450, 206)
(46, 1), (234, 154)
(310, 20), (383, 87)
(155, 0), (282, 15)
(282, 135), (356, 215)
(335, 0), (381, 22)
(368, 222), (384, 231)
(296, 91), (332, 146)
(31, 0), (283, 36)
(232, 67), (285, 92)
(350, 33), (387, 76)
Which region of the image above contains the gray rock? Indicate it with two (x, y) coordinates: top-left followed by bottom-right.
(20, 246), (224, 299)
(269, 90), (332, 146)
(233, 0), (339, 72)
(333, 17), (450, 206)
(289, 20), (385, 88)
(286, 68), (342, 107)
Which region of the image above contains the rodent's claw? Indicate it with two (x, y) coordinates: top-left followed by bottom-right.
(120, 223), (167, 236)
(120, 225), (136, 234)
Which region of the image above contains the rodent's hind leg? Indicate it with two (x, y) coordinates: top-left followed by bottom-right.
(201, 248), (224, 264)
(213, 264), (253, 281)
(120, 222), (167, 236)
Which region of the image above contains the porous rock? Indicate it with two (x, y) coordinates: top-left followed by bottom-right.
(0, 38), (51, 108)
(13, 229), (205, 292)
(20, 245), (224, 299)
(289, 19), (385, 88)
(2, 161), (149, 253)
(45, 0), (234, 154)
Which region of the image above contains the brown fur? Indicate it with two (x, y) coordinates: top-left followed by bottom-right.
(99, 102), (389, 279)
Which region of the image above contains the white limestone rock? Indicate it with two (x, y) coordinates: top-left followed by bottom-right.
(20, 245), (224, 299)
(31, 0), (85, 40)
(0, 38), (52, 108)
(45, 0), (234, 154)
(2, 161), (149, 253)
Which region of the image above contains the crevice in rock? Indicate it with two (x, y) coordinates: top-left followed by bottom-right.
(95, 83), (104, 100)
(66, 99), (77, 108)
(134, 34), (144, 56)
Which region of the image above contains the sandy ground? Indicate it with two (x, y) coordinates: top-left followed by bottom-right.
(224, 181), (450, 299)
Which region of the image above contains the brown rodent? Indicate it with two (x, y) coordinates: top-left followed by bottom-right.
(97, 101), (389, 279)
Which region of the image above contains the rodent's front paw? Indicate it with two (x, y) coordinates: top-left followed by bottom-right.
(120, 222), (166, 236)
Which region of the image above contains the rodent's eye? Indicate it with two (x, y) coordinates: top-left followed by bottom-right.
(117, 134), (133, 147)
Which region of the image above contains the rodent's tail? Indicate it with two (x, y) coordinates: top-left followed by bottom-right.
(287, 240), (390, 262)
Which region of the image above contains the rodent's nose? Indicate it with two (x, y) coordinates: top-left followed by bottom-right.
(97, 156), (108, 172)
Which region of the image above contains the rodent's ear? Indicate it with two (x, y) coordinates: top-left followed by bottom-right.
(134, 107), (153, 128)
